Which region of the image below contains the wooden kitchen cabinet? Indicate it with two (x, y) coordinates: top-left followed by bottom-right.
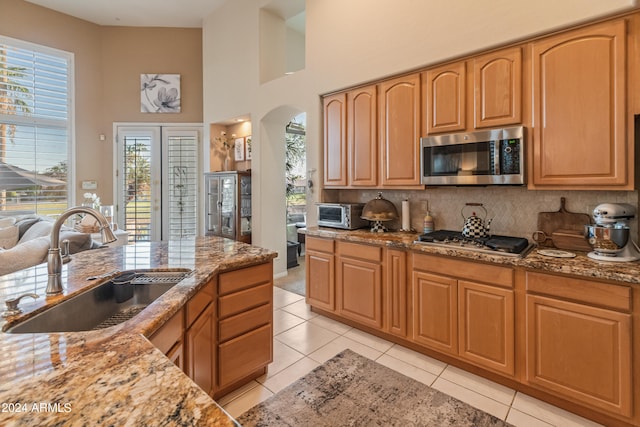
(323, 92), (348, 187)
(472, 47), (522, 128)
(411, 253), (515, 375)
(324, 85), (378, 188)
(323, 74), (422, 189)
(458, 280), (514, 376)
(218, 324), (271, 389)
(165, 341), (184, 370)
(385, 248), (407, 337)
(378, 74), (422, 187)
(336, 241), (383, 328)
(149, 262), (273, 400)
(347, 85), (378, 187)
(186, 303), (214, 395)
(307, 239), (408, 335)
(412, 270), (458, 354)
(530, 19), (631, 189)
(185, 278), (215, 396)
(424, 62), (466, 134)
(150, 307), (185, 369)
(423, 46), (522, 134)
(215, 262), (273, 396)
(305, 236), (335, 311)
(150, 282), (216, 396)
(303, 230), (638, 426)
(525, 271), (632, 417)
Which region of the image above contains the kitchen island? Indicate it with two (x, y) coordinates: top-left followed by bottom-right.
(303, 226), (640, 427)
(0, 237), (277, 426)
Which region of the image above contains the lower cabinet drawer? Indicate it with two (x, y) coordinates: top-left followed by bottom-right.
(219, 303), (271, 342)
(219, 262), (272, 295)
(218, 324), (272, 389)
(218, 282), (271, 318)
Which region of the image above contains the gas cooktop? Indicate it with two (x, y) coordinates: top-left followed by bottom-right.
(415, 230), (534, 258)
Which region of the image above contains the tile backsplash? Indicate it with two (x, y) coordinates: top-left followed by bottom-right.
(335, 187), (639, 242)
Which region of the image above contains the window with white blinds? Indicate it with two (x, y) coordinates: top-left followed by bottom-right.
(0, 36), (72, 216)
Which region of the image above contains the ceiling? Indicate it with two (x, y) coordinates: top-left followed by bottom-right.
(24, 0), (228, 27)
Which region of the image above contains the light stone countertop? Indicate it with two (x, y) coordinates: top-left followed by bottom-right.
(303, 227), (640, 285)
(0, 237), (277, 426)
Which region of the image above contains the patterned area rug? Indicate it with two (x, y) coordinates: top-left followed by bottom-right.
(237, 349), (511, 427)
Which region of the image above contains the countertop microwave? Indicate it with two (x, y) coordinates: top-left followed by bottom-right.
(420, 126), (525, 186)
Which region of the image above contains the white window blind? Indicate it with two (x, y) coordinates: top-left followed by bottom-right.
(0, 36), (72, 216)
(163, 130), (198, 240)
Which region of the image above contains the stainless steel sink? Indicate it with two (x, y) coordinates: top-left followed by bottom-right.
(6, 270), (191, 334)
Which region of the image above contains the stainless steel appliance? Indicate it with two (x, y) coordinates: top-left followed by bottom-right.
(317, 203), (368, 230)
(585, 203), (640, 262)
(415, 230), (534, 258)
(420, 126), (524, 185)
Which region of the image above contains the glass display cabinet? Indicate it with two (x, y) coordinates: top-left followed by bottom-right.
(204, 171), (251, 243)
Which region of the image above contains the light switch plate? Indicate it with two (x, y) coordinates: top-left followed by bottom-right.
(82, 180), (98, 190)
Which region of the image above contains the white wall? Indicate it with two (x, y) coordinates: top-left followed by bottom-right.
(202, 0), (637, 276)
(285, 26), (305, 74)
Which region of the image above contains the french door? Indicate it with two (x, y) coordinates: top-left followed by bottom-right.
(115, 125), (200, 242)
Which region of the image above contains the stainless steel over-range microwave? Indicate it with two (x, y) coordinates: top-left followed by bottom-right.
(420, 126), (525, 186)
(317, 203), (368, 230)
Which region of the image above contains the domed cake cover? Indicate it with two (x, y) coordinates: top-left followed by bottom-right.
(361, 192), (399, 221)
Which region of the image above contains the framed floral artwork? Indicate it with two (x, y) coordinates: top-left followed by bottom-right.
(245, 136), (252, 160)
(141, 74), (181, 113)
(234, 137), (245, 161)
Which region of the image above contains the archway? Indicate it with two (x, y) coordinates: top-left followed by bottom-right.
(255, 105), (305, 277)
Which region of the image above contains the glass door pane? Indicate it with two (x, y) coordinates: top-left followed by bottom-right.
(162, 129), (199, 239)
(240, 174), (251, 236)
(117, 127), (160, 242)
(220, 175), (235, 238)
(206, 174), (220, 235)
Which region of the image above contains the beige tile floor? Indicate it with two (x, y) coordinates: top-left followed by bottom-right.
(218, 285), (603, 427)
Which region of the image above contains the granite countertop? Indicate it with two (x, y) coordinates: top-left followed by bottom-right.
(304, 227), (640, 285)
(0, 236), (277, 426)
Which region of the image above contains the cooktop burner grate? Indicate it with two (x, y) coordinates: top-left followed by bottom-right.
(415, 230), (533, 257)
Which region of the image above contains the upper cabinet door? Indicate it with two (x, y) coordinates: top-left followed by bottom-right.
(424, 62), (466, 134)
(473, 47), (522, 128)
(379, 74), (422, 187)
(348, 85), (378, 187)
(531, 19), (630, 189)
(323, 93), (348, 187)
